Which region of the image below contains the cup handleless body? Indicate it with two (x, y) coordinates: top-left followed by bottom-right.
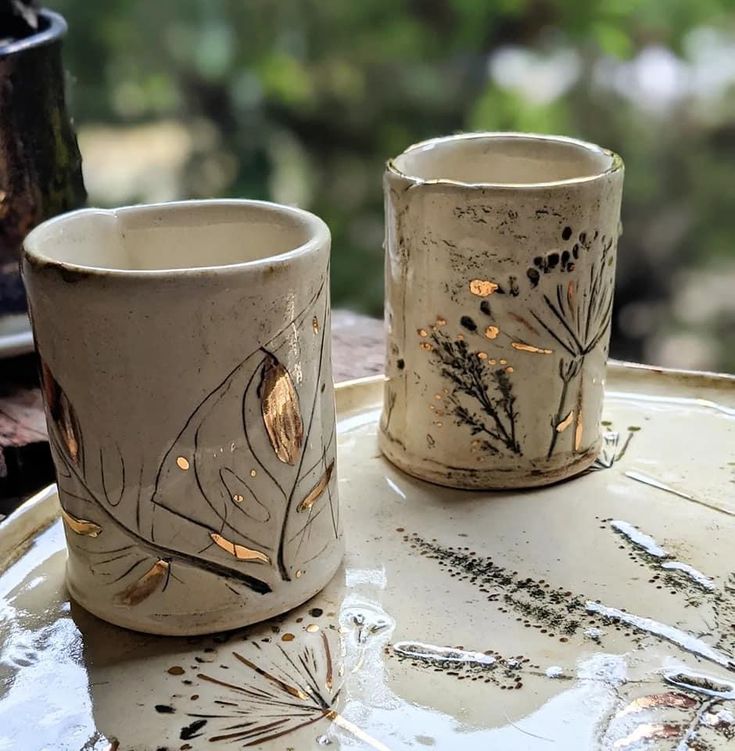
(23, 200), (342, 635)
(380, 133), (624, 489)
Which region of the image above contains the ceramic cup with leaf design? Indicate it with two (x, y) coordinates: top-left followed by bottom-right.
(381, 133), (624, 489)
(22, 200), (342, 635)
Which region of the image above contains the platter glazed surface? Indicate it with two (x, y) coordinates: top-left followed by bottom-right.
(1, 363), (735, 750)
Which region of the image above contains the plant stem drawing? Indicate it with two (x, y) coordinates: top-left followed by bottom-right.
(533, 236), (615, 457)
(177, 621), (391, 749)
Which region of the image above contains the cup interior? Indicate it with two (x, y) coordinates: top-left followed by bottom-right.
(391, 133), (617, 186)
(23, 201), (325, 272)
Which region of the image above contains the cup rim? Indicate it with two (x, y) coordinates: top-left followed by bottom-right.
(22, 199), (330, 277)
(386, 132), (623, 189)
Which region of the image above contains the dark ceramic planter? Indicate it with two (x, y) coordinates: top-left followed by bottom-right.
(0, 9), (86, 316)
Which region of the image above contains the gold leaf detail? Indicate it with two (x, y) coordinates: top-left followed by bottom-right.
(297, 461), (335, 512)
(259, 354), (303, 465)
(575, 413), (584, 451)
(176, 456), (190, 470)
(41, 360), (82, 465)
(312, 316), (319, 334)
(419, 342), (433, 351)
(60, 507), (102, 537)
(469, 279), (499, 297)
(484, 325), (500, 340)
(511, 342), (553, 355)
(117, 560), (169, 606)
(210, 533), (270, 564)
(556, 411), (574, 433)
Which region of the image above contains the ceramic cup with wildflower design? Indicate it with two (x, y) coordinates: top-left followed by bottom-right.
(380, 133), (624, 489)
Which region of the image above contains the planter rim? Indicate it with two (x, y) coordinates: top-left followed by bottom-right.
(0, 9), (67, 58)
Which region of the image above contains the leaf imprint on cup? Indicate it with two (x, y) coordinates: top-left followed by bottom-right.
(259, 353), (303, 465)
(40, 359), (82, 465)
(117, 560), (170, 606)
(210, 533), (271, 564)
(60, 507), (102, 537)
(297, 461), (335, 512)
(469, 279), (499, 297)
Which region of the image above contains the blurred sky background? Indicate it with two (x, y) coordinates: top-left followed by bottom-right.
(49, 0), (735, 372)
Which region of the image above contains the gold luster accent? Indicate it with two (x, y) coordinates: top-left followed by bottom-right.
(575, 414), (584, 451)
(210, 533), (270, 563)
(117, 560), (170, 606)
(489, 358), (497, 365)
(297, 461), (335, 512)
(418, 328), (428, 337)
(457, 334), (464, 341)
(322, 631), (334, 689)
(484, 325), (499, 339)
(505, 366), (514, 374)
(176, 456), (190, 470)
(469, 279), (499, 297)
(436, 317), (447, 326)
(312, 316), (319, 334)
(250, 469), (257, 477)
(419, 342), (433, 351)
(511, 342), (553, 355)
(306, 624), (319, 633)
(232, 494), (244, 503)
(60, 507), (102, 537)
(556, 411), (574, 433)
(41, 360), (81, 465)
(434, 393), (442, 400)
(260, 354), (304, 465)
(499, 358), (507, 365)
(295, 569), (304, 578)
(281, 633), (295, 642)
(477, 352), (488, 360)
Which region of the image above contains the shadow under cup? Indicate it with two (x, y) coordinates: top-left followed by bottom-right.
(22, 200), (343, 635)
(380, 133), (624, 489)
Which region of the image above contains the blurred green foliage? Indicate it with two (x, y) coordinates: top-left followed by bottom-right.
(49, 0), (735, 369)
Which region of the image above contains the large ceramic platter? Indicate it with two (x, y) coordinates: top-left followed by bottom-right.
(1, 363), (735, 751)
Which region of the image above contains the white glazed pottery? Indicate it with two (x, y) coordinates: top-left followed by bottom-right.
(2, 365), (735, 750)
(21, 199), (343, 635)
(381, 132), (624, 489)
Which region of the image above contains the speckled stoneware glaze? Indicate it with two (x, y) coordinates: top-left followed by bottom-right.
(381, 132), (624, 489)
(2, 365), (735, 750)
(21, 200), (343, 635)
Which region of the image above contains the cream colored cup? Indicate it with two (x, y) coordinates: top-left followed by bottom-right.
(381, 133), (624, 489)
(22, 200), (343, 635)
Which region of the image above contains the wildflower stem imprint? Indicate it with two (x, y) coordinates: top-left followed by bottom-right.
(428, 329), (521, 455)
(532, 236), (615, 457)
